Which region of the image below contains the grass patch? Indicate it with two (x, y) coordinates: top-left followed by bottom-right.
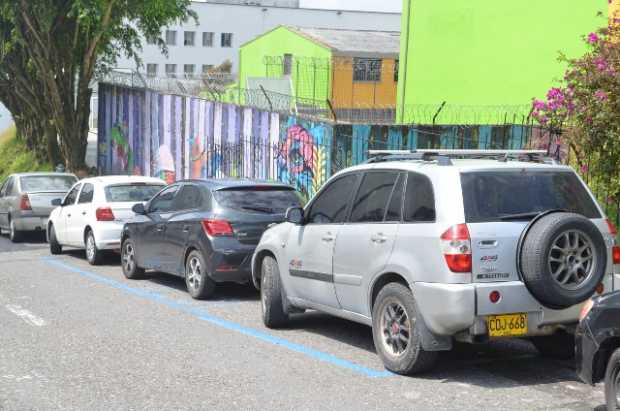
(0, 127), (51, 181)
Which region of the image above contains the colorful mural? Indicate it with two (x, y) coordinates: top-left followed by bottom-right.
(98, 83), (557, 199)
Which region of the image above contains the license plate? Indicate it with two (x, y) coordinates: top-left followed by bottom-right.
(487, 313), (528, 337)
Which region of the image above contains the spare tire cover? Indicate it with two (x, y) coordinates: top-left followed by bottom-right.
(519, 212), (607, 309)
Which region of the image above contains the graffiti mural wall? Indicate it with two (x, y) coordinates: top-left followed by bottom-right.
(98, 83), (555, 199)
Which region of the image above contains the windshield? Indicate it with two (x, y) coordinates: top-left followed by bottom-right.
(461, 171), (601, 223)
(20, 175), (77, 192)
(214, 187), (302, 214)
(104, 184), (164, 202)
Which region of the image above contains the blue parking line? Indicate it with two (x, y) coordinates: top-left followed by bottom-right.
(42, 257), (393, 379)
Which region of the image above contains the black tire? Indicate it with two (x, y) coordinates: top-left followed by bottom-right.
(85, 230), (104, 265)
(372, 283), (438, 375)
(9, 218), (22, 243)
(48, 224), (62, 255)
(530, 331), (575, 360)
(260, 256), (289, 328)
(185, 250), (215, 300)
(121, 238), (145, 279)
(520, 212), (607, 309)
(605, 348), (620, 410)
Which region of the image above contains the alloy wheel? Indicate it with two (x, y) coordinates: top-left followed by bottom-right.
(86, 234), (96, 261)
(379, 300), (411, 357)
(548, 229), (596, 291)
(187, 256), (202, 290)
(122, 242), (135, 273)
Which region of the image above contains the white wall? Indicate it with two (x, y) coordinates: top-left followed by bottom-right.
(115, 1), (401, 76)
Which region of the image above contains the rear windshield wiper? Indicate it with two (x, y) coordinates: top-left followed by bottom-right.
(240, 206), (274, 214)
(499, 211), (543, 221)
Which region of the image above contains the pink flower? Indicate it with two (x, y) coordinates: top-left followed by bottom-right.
(587, 32), (599, 44)
(533, 99), (546, 110)
(595, 90), (608, 101)
(581, 165), (589, 174)
(594, 56), (608, 71)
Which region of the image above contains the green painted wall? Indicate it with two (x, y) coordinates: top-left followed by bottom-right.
(239, 26), (332, 103)
(396, 0), (607, 124)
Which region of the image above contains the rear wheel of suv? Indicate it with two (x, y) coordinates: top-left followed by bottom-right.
(185, 250), (215, 300)
(605, 348), (620, 411)
(520, 212), (607, 309)
(261, 256), (289, 328)
(372, 283), (437, 375)
(530, 331), (575, 360)
(121, 238), (145, 279)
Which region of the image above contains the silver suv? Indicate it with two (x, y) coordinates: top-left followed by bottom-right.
(252, 150), (619, 374)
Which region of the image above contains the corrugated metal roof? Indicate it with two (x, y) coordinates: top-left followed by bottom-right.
(288, 26), (400, 58)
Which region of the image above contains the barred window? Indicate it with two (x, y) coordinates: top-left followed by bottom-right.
(202, 32), (214, 47)
(353, 58), (382, 82)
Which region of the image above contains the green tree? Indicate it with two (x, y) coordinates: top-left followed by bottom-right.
(0, 0), (195, 171)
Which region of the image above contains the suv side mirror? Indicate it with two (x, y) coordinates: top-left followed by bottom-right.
(51, 198), (62, 207)
(285, 207), (304, 225)
(132, 203), (147, 215)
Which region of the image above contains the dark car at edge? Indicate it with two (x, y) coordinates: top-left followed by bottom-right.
(120, 179), (302, 299)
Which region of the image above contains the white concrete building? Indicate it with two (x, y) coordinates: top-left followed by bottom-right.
(115, 0), (401, 77)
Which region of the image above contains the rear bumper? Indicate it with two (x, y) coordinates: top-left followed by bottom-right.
(412, 277), (612, 337)
(208, 250), (253, 284)
(93, 222), (124, 250)
(13, 215), (48, 231)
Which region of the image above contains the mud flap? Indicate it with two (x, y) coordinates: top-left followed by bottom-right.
(415, 300), (453, 351)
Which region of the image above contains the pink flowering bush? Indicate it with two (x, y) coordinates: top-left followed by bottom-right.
(532, 25), (620, 207)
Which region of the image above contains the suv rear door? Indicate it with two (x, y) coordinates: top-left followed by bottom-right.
(332, 171), (402, 314)
(285, 173), (360, 308)
(462, 170), (604, 284)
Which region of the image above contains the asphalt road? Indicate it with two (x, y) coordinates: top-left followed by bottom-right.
(0, 234), (607, 410)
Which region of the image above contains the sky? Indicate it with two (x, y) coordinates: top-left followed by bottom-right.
(300, 0), (402, 13)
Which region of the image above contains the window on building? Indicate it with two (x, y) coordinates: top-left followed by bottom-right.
(165, 64), (177, 78)
(184, 31), (195, 46)
(394, 60), (399, 82)
(353, 58), (382, 82)
(202, 64), (214, 75)
(146, 64), (158, 77)
(221, 33), (233, 48)
(202, 32), (214, 47)
(184, 64), (195, 78)
(283, 53), (293, 76)
(165, 30), (177, 46)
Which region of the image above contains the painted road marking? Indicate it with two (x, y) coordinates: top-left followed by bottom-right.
(43, 258), (392, 379)
(5, 304), (46, 327)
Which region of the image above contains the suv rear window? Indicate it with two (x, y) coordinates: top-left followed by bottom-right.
(214, 187), (301, 214)
(461, 171), (601, 223)
(20, 175), (77, 192)
(104, 184), (164, 202)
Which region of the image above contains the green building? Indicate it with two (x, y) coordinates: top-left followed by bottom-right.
(396, 0), (607, 125)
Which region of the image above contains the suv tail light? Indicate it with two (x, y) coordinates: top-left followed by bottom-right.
(202, 219), (233, 237)
(613, 246), (620, 265)
(607, 219), (618, 236)
(95, 207), (115, 221)
(19, 194), (31, 211)
(440, 224), (472, 273)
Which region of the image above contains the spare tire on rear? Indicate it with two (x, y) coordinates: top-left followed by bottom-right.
(519, 212), (607, 309)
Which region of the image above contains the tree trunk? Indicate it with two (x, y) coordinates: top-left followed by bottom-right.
(45, 124), (61, 167)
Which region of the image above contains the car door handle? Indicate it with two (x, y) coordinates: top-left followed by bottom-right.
(67, 214), (71, 218)
(371, 233), (387, 244)
(182, 225), (190, 233)
(322, 234), (335, 242)
(81, 211), (87, 216)
(156, 224), (165, 232)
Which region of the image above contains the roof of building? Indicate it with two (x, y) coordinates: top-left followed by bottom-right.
(286, 26), (400, 58)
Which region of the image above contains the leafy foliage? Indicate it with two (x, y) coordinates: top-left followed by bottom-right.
(532, 24), (620, 207)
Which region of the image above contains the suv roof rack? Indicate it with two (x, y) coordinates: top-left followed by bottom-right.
(367, 149), (556, 166)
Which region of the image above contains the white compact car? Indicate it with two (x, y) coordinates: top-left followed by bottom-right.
(47, 176), (166, 265)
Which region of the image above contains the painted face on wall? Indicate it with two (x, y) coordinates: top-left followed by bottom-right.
(282, 125), (315, 174)
(156, 144), (175, 184)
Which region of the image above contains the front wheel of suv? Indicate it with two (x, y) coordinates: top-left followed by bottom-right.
(260, 256), (289, 328)
(372, 283), (438, 375)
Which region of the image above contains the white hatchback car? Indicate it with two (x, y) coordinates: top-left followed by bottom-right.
(47, 176), (166, 264)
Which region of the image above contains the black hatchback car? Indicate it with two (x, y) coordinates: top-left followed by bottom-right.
(120, 179), (302, 299)
(576, 287), (620, 410)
